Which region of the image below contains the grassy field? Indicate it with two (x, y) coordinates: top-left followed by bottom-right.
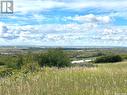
(0, 61), (127, 95)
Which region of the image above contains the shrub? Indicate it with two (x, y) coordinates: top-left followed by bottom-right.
(38, 49), (71, 68)
(6, 55), (24, 69)
(22, 63), (40, 74)
(0, 62), (5, 66)
(95, 52), (105, 56)
(94, 55), (122, 63)
(16, 55), (24, 69)
(0, 68), (13, 77)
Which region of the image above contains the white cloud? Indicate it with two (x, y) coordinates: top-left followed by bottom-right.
(0, 22), (8, 37)
(1, 0), (127, 46)
(1, 21), (127, 46)
(92, 27), (127, 43)
(0, 22), (93, 42)
(66, 14), (111, 24)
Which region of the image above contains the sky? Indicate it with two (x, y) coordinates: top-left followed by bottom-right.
(0, 0), (127, 46)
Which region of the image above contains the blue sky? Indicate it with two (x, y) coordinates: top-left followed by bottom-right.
(0, 0), (127, 46)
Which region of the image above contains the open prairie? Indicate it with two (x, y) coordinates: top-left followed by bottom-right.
(0, 47), (127, 95)
(0, 61), (127, 95)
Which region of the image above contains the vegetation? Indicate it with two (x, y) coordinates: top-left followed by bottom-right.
(94, 55), (123, 63)
(0, 61), (5, 66)
(0, 62), (127, 95)
(0, 48), (127, 95)
(38, 49), (71, 68)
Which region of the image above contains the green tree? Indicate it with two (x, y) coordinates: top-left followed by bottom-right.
(38, 49), (71, 68)
(94, 55), (122, 63)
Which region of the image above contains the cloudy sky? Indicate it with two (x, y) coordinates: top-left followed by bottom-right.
(0, 0), (127, 46)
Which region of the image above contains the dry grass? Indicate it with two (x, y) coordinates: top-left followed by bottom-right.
(0, 62), (127, 95)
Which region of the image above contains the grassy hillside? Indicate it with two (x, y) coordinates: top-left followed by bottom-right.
(0, 61), (127, 95)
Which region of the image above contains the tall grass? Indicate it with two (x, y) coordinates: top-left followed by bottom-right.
(0, 62), (127, 95)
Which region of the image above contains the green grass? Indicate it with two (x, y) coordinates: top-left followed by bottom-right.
(0, 62), (127, 95)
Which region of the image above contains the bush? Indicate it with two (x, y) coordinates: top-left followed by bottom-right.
(16, 55), (24, 69)
(94, 55), (123, 63)
(0, 68), (13, 77)
(0, 62), (5, 66)
(7, 55), (24, 69)
(22, 63), (40, 74)
(95, 52), (105, 56)
(38, 49), (71, 68)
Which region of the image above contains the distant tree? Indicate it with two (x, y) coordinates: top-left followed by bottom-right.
(95, 52), (105, 56)
(94, 55), (123, 63)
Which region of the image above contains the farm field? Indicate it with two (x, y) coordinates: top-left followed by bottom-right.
(0, 61), (127, 95)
